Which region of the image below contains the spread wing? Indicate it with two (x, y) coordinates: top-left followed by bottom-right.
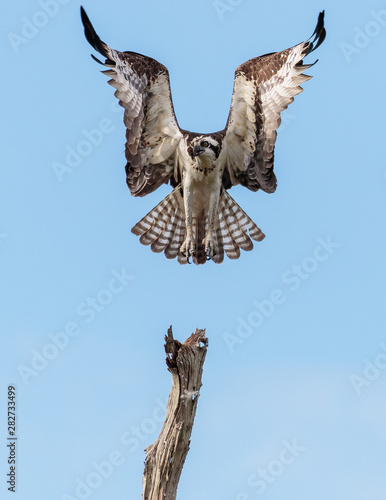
(81, 7), (184, 197)
(220, 11), (326, 193)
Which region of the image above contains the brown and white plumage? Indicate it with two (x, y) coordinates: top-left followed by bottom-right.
(131, 186), (264, 265)
(81, 7), (326, 265)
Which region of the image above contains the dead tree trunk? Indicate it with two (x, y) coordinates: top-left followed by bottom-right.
(142, 326), (208, 500)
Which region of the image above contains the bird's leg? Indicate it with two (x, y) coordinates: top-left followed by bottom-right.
(180, 180), (196, 259)
(202, 189), (220, 259)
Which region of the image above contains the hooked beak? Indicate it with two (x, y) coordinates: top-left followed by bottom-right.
(193, 144), (205, 157)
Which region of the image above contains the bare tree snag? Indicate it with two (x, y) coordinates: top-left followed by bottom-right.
(142, 326), (208, 500)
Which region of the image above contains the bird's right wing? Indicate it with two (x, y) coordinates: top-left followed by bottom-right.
(81, 7), (184, 197)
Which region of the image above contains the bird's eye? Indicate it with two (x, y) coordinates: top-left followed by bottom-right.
(201, 141), (209, 148)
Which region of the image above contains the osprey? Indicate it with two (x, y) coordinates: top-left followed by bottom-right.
(81, 8), (326, 265)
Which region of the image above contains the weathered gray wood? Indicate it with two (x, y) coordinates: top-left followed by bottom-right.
(142, 326), (208, 500)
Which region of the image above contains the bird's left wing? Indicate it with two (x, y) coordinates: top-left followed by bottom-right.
(219, 12), (326, 194)
(81, 7), (184, 197)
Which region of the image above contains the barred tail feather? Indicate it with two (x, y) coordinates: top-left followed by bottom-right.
(217, 190), (265, 259)
(218, 208), (240, 260)
(166, 217), (185, 260)
(212, 226), (225, 264)
(131, 186), (188, 263)
(151, 209), (179, 253)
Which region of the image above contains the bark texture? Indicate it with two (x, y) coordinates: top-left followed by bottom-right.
(142, 326), (208, 500)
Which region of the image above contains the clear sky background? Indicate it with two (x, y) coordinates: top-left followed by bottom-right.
(1, 0), (386, 499)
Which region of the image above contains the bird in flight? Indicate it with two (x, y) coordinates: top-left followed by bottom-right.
(81, 7), (325, 265)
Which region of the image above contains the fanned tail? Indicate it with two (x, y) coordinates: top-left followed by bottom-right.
(131, 187), (265, 265)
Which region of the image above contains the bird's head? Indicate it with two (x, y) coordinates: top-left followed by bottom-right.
(191, 136), (220, 160)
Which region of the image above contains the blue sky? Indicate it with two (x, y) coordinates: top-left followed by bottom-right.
(1, 0), (386, 499)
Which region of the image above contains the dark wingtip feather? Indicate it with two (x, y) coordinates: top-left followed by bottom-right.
(306, 11), (326, 55)
(90, 53), (105, 66)
(80, 6), (109, 59)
